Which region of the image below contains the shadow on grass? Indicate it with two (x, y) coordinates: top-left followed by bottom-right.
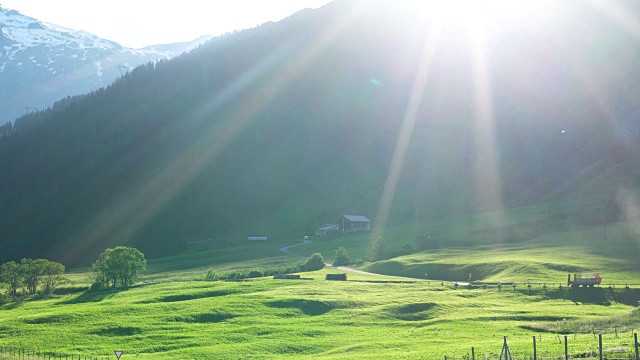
(92, 326), (143, 336)
(0, 300), (23, 310)
(53, 286), (89, 295)
(266, 299), (333, 316)
(389, 302), (439, 321)
(158, 291), (232, 303)
(172, 312), (238, 323)
(61, 289), (119, 304)
(539, 287), (640, 306)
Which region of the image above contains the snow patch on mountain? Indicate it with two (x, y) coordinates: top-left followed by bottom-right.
(94, 61), (103, 77)
(0, 5), (212, 124)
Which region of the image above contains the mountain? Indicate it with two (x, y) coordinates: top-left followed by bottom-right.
(0, 0), (639, 266)
(0, 6), (212, 125)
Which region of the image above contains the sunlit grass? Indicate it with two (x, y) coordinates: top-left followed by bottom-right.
(0, 274), (637, 359)
(1, 199), (639, 358)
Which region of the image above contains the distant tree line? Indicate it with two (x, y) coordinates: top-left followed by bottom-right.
(0, 258), (64, 298)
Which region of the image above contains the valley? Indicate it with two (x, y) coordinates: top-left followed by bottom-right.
(0, 200), (639, 358)
(1, 0), (640, 358)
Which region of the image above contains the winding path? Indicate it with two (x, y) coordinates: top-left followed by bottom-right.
(278, 240), (312, 259)
(278, 240), (413, 278)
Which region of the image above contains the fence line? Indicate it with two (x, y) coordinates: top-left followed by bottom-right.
(1, 333), (638, 359)
(0, 347), (108, 360)
(440, 332), (640, 359)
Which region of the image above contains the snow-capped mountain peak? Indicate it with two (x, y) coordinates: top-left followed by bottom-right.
(0, 6), (211, 125)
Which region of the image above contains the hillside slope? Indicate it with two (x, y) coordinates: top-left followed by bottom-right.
(0, 0), (639, 265)
(0, 6), (210, 125)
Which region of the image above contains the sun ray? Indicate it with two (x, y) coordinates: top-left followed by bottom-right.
(57, 2), (366, 264)
(372, 21), (443, 240)
(469, 25), (507, 237)
(587, 0), (640, 41)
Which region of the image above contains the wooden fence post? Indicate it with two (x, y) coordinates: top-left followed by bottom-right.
(599, 333), (603, 360)
(564, 335), (568, 360)
(635, 332), (638, 360)
(533, 336), (537, 360)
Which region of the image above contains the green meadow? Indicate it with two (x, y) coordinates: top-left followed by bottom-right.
(1, 199), (640, 359)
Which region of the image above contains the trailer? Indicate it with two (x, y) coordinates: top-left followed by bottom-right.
(567, 273), (601, 287)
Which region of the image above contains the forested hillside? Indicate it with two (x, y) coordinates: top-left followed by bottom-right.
(1, 0), (639, 265)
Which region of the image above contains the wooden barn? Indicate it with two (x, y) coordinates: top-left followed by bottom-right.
(341, 215), (371, 233)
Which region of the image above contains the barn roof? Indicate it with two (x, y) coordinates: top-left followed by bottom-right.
(343, 215), (371, 223)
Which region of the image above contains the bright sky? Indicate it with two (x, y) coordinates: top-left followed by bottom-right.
(1, 0), (332, 48)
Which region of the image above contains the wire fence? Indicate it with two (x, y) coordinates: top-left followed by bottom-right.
(2, 333), (638, 360)
(441, 332), (640, 359)
(0, 347), (110, 360)
(0, 333), (637, 359)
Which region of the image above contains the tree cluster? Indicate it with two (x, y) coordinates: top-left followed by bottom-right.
(91, 247), (146, 289)
(0, 258), (65, 297)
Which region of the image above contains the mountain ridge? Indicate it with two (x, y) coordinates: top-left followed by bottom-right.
(0, 0), (639, 265)
(0, 5), (212, 125)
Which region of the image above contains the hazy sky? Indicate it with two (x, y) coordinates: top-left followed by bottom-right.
(2, 0), (332, 48)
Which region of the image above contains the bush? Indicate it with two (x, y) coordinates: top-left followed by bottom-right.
(205, 268), (217, 281)
(304, 253), (325, 271)
(228, 271), (247, 280)
(333, 247), (351, 266)
(371, 237), (389, 261)
(247, 270), (264, 278)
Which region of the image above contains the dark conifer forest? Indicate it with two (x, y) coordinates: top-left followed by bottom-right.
(1, 0), (639, 265)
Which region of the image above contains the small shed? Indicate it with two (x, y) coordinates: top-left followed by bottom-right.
(248, 236), (268, 241)
(342, 215), (371, 233)
(316, 224), (340, 237)
(326, 273), (347, 281)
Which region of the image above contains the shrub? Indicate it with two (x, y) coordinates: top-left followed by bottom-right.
(371, 237), (389, 261)
(205, 268), (217, 281)
(247, 270), (264, 278)
(304, 253), (325, 271)
(333, 247), (351, 266)
(227, 271), (247, 280)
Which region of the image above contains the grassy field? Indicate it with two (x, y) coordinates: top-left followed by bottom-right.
(0, 271), (638, 359)
(1, 199), (639, 359)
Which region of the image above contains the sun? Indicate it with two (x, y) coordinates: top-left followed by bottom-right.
(402, 0), (544, 29)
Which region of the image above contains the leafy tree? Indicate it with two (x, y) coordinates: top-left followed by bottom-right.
(91, 247), (146, 288)
(371, 237), (389, 261)
(21, 258), (45, 295)
(333, 247), (351, 266)
(41, 260), (65, 295)
(304, 253), (325, 271)
(0, 261), (22, 297)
